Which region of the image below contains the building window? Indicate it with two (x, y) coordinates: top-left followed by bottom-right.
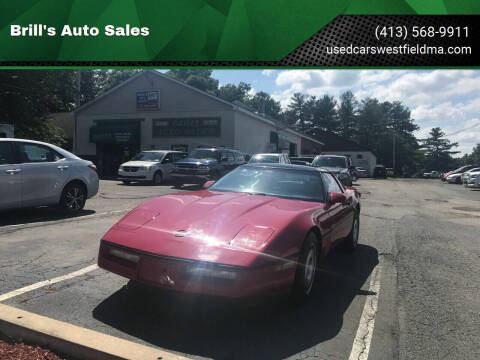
(357, 154), (363, 159)
(153, 118), (221, 137)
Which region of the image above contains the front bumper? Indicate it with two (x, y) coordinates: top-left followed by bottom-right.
(98, 241), (294, 298)
(118, 169), (153, 181)
(170, 169), (213, 183)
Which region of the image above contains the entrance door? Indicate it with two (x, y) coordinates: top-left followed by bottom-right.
(97, 143), (140, 177)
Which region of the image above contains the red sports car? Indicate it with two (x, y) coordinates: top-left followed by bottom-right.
(98, 164), (361, 299)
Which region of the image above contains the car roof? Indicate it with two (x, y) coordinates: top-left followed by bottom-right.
(140, 150), (185, 153)
(244, 163), (327, 173)
(315, 154), (347, 158)
(252, 153), (282, 156)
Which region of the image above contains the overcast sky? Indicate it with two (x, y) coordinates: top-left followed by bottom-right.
(212, 70), (480, 156)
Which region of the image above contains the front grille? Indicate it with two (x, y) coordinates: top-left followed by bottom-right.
(122, 166), (139, 172)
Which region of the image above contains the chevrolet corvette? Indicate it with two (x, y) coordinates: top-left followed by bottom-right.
(98, 164), (360, 299)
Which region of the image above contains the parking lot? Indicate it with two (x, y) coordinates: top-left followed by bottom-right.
(1, 178), (479, 360)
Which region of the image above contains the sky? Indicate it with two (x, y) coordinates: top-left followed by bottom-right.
(211, 70), (480, 156)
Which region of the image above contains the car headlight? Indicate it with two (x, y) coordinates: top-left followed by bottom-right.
(186, 266), (237, 280)
(119, 166), (124, 171)
(140, 165), (152, 171)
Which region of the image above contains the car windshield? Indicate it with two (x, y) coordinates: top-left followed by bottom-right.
(312, 156), (347, 168)
(189, 149), (220, 160)
(209, 166), (325, 202)
(131, 152), (164, 162)
(249, 155), (280, 163)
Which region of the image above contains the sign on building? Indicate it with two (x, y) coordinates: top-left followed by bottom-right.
(152, 118), (221, 137)
(136, 91), (159, 109)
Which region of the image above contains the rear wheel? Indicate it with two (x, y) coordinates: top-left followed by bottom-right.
(345, 210), (360, 252)
(292, 232), (319, 301)
(59, 182), (86, 213)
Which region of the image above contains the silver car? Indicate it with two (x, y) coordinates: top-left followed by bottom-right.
(0, 138), (99, 212)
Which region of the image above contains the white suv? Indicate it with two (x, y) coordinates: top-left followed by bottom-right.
(0, 138), (99, 212)
(118, 150), (187, 185)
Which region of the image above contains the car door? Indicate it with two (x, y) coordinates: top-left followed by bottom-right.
(161, 152), (175, 179)
(0, 141), (22, 210)
(16, 142), (71, 207)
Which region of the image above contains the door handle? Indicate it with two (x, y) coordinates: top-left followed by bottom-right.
(57, 165), (69, 170)
(5, 169), (22, 174)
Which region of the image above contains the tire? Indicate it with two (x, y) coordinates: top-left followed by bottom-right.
(172, 178), (183, 188)
(345, 210), (360, 252)
(59, 182), (86, 213)
(455, 177), (461, 184)
(291, 232), (319, 301)
(122, 180), (131, 185)
(152, 171), (163, 185)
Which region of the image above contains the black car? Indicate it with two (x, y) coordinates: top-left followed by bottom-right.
(290, 155), (315, 166)
(170, 147), (246, 186)
(373, 164), (387, 178)
(311, 154), (355, 186)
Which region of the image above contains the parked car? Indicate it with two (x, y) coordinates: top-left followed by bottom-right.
(441, 165), (478, 182)
(98, 163), (361, 300)
(311, 154), (354, 186)
(466, 172), (480, 188)
(373, 164), (387, 178)
(423, 170), (441, 179)
(354, 167), (369, 178)
(386, 168), (394, 176)
(118, 150), (187, 185)
(248, 153), (291, 164)
(170, 147), (246, 186)
(445, 165), (480, 184)
(461, 167), (480, 186)
(0, 138), (98, 212)
(290, 155), (315, 166)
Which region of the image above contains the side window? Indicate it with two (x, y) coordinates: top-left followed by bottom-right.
(0, 142), (15, 165)
(162, 153), (173, 163)
(227, 151), (234, 162)
(19, 143), (62, 163)
(322, 173), (343, 194)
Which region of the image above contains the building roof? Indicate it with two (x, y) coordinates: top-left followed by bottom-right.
(318, 131), (374, 153)
(75, 70), (324, 146)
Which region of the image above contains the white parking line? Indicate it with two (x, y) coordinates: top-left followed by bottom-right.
(348, 264), (382, 360)
(0, 264), (98, 302)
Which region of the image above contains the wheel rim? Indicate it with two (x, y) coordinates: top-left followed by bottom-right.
(352, 216), (359, 246)
(65, 187), (84, 210)
(154, 173), (162, 184)
(304, 245), (317, 294)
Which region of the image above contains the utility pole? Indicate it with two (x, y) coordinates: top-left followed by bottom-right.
(73, 70), (81, 154)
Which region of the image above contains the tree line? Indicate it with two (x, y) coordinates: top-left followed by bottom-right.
(1, 69), (477, 175)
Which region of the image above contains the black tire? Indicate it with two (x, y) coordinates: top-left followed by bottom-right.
(291, 232), (319, 301)
(455, 177), (461, 184)
(59, 182), (86, 213)
(122, 180), (131, 185)
(152, 171), (163, 185)
(345, 210), (360, 252)
(172, 178), (183, 188)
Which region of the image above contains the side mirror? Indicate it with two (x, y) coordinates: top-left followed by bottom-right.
(203, 180), (215, 189)
(328, 192), (346, 205)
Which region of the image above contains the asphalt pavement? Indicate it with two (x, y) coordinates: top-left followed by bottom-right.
(0, 178), (479, 359)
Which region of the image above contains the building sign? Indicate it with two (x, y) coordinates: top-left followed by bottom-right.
(136, 91), (159, 109)
(89, 121), (141, 144)
(153, 118), (221, 137)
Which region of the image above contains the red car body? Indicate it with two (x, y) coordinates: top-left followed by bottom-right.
(98, 169), (360, 298)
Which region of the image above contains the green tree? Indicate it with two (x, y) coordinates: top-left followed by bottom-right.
(421, 127), (459, 171)
(308, 95), (338, 135)
(245, 91), (282, 120)
(284, 93), (308, 132)
(165, 70), (219, 94)
(337, 91), (358, 140)
(217, 82), (252, 103)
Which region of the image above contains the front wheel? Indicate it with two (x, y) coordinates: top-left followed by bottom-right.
(345, 211), (360, 252)
(152, 171), (163, 185)
(59, 182), (86, 213)
(292, 232), (319, 301)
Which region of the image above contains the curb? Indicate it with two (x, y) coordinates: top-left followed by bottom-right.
(0, 304), (189, 360)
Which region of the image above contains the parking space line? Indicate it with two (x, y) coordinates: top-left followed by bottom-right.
(348, 264), (382, 360)
(0, 264), (98, 302)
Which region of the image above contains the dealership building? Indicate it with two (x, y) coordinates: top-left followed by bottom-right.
(72, 70), (323, 175)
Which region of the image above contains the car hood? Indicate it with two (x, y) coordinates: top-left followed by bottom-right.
(121, 161), (158, 167)
(175, 158), (218, 166)
(317, 166), (348, 173)
(102, 191), (322, 267)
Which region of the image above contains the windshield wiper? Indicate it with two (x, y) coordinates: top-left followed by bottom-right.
(246, 192), (268, 196)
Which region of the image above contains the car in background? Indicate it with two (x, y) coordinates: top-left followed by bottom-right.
(0, 138), (98, 212)
(445, 165), (480, 184)
(354, 167), (369, 178)
(248, 153), (291, 164)
(462, 167), (480, 186)
(98, 163), (361, 301)
(118, 150), (187, 185)
(373, 164), (387, 178)
(466, 172), (480, 188)
(386, 168), (394, 176)
(423, 170), (442, 179)
(441, 165), (478, 182)
(311, 154), (354, 186)
(290, 155), (315, 166)
(170, 147), (246, 186)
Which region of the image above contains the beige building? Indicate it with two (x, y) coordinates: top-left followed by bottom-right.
(73, 70), (323, 175)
